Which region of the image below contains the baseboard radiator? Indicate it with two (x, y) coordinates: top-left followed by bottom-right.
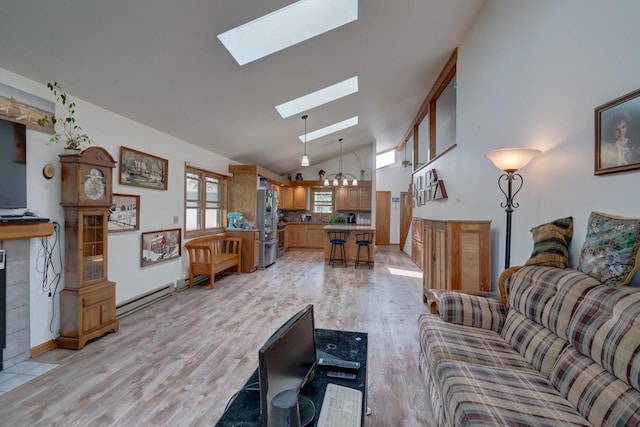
(176, 274), (209, 291)
(116, 283), (174, 319)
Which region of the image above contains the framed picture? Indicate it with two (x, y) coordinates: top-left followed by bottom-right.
(108, 193), (140, 233)
(120, 146), (168, 190)
(595, 88), (640, 175)
(418, 189), (426, 206)
(141, 228), (181, 267)
(416, 175), (423, 190)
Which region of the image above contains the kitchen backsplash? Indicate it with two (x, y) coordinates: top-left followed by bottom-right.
(280, 210), (371, 224)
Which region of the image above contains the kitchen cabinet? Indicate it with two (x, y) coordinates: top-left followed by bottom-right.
(422, 220), (491, 302)
(335, 187), (371, 211)
(359, 188), (371, 210)
(411, 217), (424, 270)
(280, 187), (293, 209)
(293, 187), (307, 210)
(306, 225), (326, 249)
(287, 224), (308, 248)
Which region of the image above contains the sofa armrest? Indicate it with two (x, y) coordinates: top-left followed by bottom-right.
(439, 291), (507, 333)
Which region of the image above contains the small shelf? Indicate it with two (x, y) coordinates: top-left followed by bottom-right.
(0, 222), (55, 241)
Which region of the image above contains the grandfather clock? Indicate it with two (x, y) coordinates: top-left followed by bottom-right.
(57, 147), (118, 350)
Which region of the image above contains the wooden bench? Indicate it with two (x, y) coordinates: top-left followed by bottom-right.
(184, 235), (242, 289)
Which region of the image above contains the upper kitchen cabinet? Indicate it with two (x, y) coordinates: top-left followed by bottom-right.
(335, 185), (372, 211)
(228, 165), (287, 221)
(279, 186), (307, 210)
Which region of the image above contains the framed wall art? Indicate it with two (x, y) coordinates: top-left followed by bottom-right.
(108, 193), (140, 233)
(120, 146), (168, 190)
(595, 88), (640, 175)
(141, 228), (181, 267)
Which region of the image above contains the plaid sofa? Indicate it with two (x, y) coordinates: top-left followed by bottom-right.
(417, 266), (640, 426)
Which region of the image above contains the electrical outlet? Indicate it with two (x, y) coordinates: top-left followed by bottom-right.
(173, 216), (179, 224)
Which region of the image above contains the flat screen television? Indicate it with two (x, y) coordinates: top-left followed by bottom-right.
(259, 304), (317, 427)
(0, 119), (27, 209)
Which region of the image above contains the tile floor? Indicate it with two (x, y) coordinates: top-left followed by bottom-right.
(0, 361), (58, 396)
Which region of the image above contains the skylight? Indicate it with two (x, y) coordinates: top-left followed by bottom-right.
(299, 116), (359, 142)
(217, 0), (358, 66)
(376, 149), (396, 169)
(275, 76), (359, 118)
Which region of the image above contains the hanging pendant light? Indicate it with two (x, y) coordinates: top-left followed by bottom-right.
(300, 114), (309, 167)
(401, 141), (412, 171)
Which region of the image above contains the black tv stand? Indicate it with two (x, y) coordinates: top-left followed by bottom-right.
(216, 329), (368, 426)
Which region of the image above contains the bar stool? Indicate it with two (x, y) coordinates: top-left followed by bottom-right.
(354, 232), (374, 269)
(328, 231), (349, 267)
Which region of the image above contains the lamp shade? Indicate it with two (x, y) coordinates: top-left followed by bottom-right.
(484, 148), (541, 172)
(301, 154), (309, 167)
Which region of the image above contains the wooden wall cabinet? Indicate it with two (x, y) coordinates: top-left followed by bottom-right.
(422, 220), (491, 302)
(225, 229), (260, 273)
(293, 187), (307, 210)
(279, 187), (293, 209)
(411, 217), (424, 270)
(335, 187), (371, 211)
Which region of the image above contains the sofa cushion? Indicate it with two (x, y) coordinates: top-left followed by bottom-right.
(578, 211), (640, 287)
(500, 311), (568, 378)
(506, 266), (600, 340)
(567, 285), (640, 391)
(551, 346), (640, 427)
(418, 314), (534, 372)
(525, 216), (573, 268)
(435, 360), (591, 427)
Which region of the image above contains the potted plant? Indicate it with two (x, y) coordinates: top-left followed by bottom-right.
(37, 82), (92, 151)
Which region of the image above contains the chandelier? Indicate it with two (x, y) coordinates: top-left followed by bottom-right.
(323, 138), (358, 186)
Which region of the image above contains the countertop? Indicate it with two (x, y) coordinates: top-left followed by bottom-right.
(322, 224), (376, 231)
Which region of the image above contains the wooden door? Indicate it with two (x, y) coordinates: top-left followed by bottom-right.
(375, 191), (391, 245)
(399, 191), (411, 251)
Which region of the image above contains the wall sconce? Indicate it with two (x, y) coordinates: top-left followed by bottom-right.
(484, 147), (541, 269)
(300, 114), (309, 167)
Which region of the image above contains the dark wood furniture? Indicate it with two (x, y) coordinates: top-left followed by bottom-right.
(58, 147), (119, 350)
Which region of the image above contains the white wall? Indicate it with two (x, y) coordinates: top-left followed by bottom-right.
(412, 0), (640, 287)
(0, 67), (237, 347)
(376, 153), (413, 245)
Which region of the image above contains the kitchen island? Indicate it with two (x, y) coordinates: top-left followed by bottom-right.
(323, 225), (376, 266)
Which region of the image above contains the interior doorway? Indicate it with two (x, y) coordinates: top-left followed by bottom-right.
(375, 191), (390, 245)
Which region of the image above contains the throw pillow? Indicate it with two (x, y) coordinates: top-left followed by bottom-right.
(524, 217), (573, 268)
(578, 211), (640, 287)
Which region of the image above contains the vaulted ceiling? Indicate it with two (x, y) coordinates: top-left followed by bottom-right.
(0, 0), (484, 175)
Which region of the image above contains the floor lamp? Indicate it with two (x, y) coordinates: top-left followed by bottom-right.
(484, 148), (541, 269)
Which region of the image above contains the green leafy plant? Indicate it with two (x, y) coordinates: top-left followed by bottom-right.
(37, 82), (92, 150)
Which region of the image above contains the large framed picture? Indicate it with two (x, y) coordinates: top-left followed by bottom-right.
(595, 88), (640, 175)
(108, 193), (140, 233)
(120, 146), (168, 190)
(141, 228), (181, 267)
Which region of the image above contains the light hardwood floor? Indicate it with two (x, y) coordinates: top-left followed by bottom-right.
(0, 246), (433, 426)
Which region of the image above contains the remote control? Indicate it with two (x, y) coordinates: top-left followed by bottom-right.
(326, 371), (357, 380)
(317, 357), (361, 371)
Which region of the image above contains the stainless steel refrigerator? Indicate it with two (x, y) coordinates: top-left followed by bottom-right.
(257, 188), (278, 269)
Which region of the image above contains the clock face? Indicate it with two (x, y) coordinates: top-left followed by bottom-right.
(84, 168), (106, 200)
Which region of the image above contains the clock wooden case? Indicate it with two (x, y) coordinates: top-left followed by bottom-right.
(58, 147), (119, 350)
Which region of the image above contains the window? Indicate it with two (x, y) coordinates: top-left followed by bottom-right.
(185, 166), (227, 237)
(376, 149), (395, 169)
(311, 189), (333, 214)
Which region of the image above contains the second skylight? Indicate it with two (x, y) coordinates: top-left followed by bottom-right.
(276, 76), (359, 118)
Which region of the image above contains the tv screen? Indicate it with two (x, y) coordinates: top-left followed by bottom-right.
(259, 304), (316, 427)
(0, 119), (27, 209)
